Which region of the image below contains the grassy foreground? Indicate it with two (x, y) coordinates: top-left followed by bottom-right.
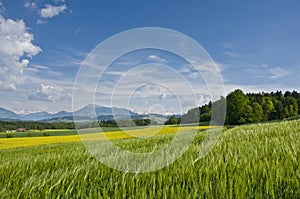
(0, 121), (299, 198)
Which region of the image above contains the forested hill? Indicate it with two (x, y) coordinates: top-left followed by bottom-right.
(175, 89), (300, 125)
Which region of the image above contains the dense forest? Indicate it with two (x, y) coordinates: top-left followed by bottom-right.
(167, 90), (300, 125)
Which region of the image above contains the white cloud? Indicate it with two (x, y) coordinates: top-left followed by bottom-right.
(198, 95), (211, 105)
(40, 4), (67, 18)
(148, 55), (166, 63)
(0, 15), (41, 90)
(268, 66), (289, 79)
(159, 92), (167, 100)
(0, 1), (5, 13)
(224, 83), (297, 95)
(29, 83), (71, 103)
(8, 83), (16, 91)
(260, 64), (268, 68)
(24, 1), (37, 10)
(36, 19), (46, 25)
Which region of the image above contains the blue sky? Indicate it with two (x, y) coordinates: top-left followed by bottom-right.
(0, 0), (299, 114)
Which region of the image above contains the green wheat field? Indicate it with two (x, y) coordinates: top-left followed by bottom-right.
(0, 120), (299, 198)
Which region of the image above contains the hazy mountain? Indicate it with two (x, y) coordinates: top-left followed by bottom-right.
(52, 111), (73, 118)
(20, 111), (72, 121)
(74, 104), (138, 118)
(0, 104), (139, 122)
(20, 111), (53, 121)
(0, 107), (22, 120)
(0, 105), (173, 124)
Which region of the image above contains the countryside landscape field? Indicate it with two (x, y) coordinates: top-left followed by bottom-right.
(1, 1), (300, 198)
(0, 120), (299, 198)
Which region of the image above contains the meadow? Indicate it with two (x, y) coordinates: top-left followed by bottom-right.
(0, 120), (299, 198)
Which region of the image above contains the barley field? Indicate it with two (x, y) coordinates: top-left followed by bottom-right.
(0, 121), (299, 198)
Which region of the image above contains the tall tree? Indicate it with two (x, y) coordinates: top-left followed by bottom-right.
(261, 97), (275, 121)
(249, 102), (263, 123)
(283, 96), (298, 117)
(226, 89), (249, 125)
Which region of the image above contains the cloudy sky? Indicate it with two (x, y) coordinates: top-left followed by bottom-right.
(0, 0), (300, 114)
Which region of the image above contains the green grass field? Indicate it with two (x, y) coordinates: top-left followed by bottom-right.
(0, 121), (299, 198)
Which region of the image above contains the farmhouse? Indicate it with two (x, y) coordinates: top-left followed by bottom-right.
(17, 128), (26, 132)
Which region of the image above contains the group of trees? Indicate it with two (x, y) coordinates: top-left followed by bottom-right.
(99, 119), (156, 127)
(226, 90), (299, 124)
(166, 90), (300, 125)
(0, 121), (75, 132)
(164, 116), (181, 125)
(0, 118), (157, 132)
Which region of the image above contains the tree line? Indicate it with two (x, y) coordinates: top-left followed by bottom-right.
(0, 118), (158, 131)
(98, 119), (156, 127)
(2, 89), (299, 131)
(166, 90), (300, 125)
(0, 121), (75, 132)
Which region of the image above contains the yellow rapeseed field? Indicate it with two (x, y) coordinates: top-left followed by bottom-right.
(0, 125), (212, 150)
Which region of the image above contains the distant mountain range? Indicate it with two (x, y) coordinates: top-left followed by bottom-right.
(0, 107), (21, 120)
(0, 104), (173, 124)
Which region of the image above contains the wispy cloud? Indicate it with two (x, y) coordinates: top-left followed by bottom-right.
(219, 42), (233, 49)
(30, 64), (49, 70)
(268, 66), (290, 79)
(224, 51), (240, 57)
(73, 27), (80, 36)
(148, 55), (167, 63)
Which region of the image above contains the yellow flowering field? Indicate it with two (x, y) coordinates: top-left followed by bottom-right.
(0, 125), (212, 150)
